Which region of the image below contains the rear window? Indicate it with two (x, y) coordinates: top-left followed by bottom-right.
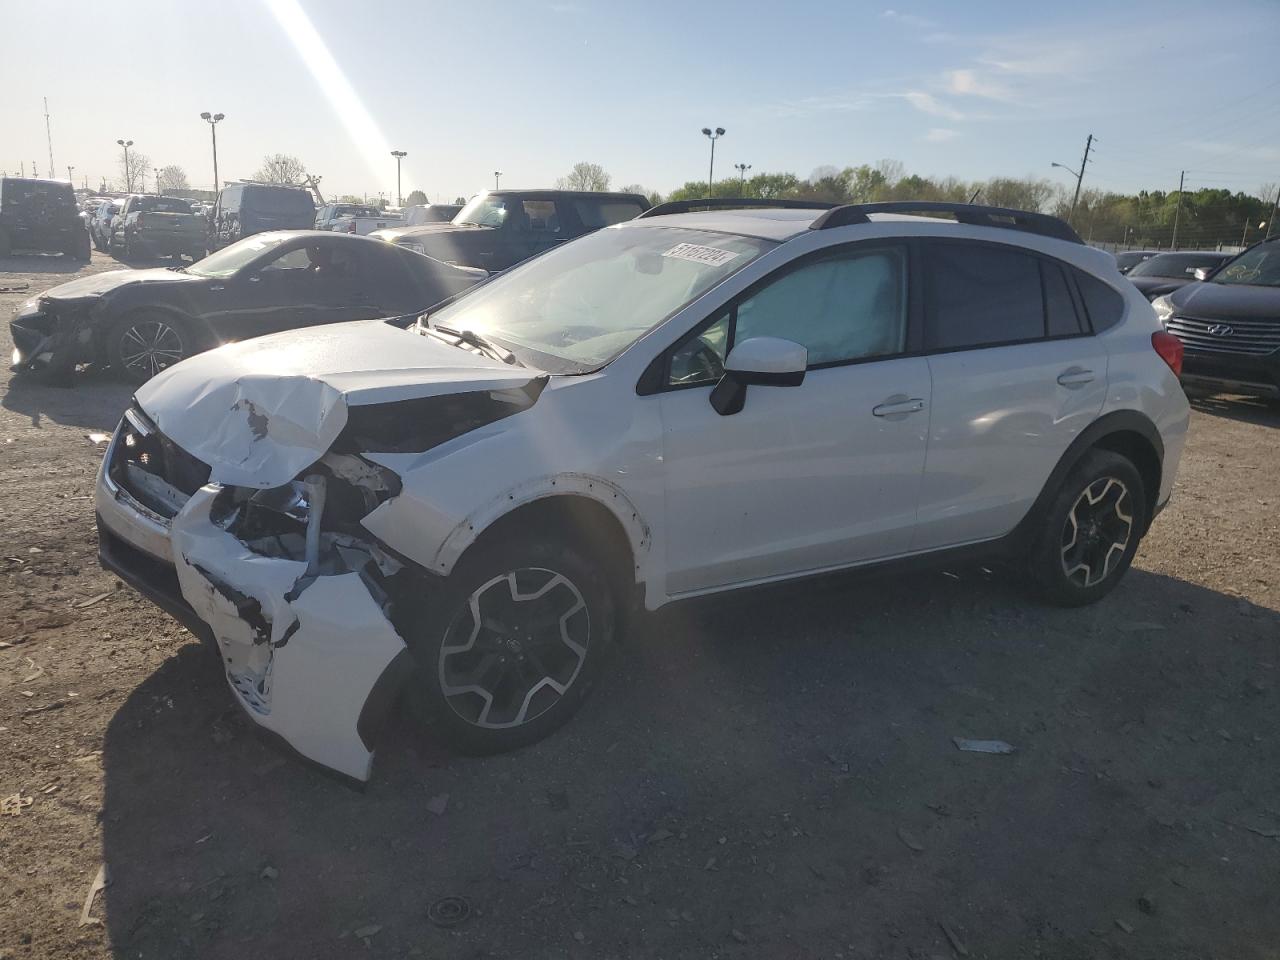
(2, 179), (74, 208)
(573, 199), (646, 228)
(141, 197), (195, 214)
(244, 186), (314, 214)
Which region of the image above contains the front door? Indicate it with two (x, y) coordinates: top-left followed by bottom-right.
(656, 243), (931, 595)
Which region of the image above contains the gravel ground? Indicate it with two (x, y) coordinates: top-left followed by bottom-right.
(2, 250), (1278, 960)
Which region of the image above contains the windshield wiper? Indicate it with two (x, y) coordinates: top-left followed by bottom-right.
(423, 321), (521, 366)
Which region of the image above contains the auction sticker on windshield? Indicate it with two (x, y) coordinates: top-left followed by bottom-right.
(662, 242), (740, 266)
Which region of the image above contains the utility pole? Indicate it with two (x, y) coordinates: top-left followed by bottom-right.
(43, 97), (54, 178)
(1069, 133), (1092, 225)
(391, 150), (407, 206)
(1266, 184), (1279, 240)
(67, 164), (74, 184)
(1170, 170), (1186, 251)
(154, 167), (160, 195)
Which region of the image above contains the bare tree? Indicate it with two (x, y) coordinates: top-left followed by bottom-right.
(118, 149), (150, 193)
(157, 165), (189, 193)
(253, 153), (308, 185)
(556, 161), (611, 192)
(404, 189), (429, 206)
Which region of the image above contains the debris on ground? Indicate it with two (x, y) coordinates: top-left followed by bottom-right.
(952, 737), (1016, 754)
(426, 793), (449, 816)
(730, 928), (749, 943)
(78, 865), (109, 927)
(260, 866), (279, 881)
(648, 827), (675, 844)
(353, 924), (382, 939)
(611, 841), (638, 861)
(897, 827), (925, 852)
(939, 920), (970, 956)
(86, 433), (111, 445)
(1115, 918), (1135, 934)
(2, 793), (33, 816)
(427, 896), (471, 928)
(74, 592), (111, 609)
(1137, 894), (1156, 914)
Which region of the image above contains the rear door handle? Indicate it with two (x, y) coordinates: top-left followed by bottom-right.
(1056, 367), (1095, 388)
(872, 395), (926, 418)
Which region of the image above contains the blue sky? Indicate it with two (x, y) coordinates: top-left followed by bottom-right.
(3, 0), (1277, 202)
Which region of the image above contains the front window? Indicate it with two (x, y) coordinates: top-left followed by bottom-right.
(185, 233), (290, 278)
(1129, 253), (1226, 278)
(455, 195), (510, 227)
(422, 226), (773, 373)
(1211, 244), (1280, 287)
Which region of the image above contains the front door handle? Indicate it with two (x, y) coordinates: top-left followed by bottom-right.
(872, 395), (926, 418)
(1056, 367), (1095, 388)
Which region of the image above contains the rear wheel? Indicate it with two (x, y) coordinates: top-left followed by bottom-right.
(1025, 449), (1147, 606)
(107, 311), (194, 384)
(405, 535), (615, 755)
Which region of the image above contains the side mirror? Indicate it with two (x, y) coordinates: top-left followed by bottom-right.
(710, 336), (807, 416)
(1193, 267), (1212, 281)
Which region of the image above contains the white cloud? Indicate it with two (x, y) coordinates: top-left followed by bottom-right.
(882, 8), (939, 29)
(924, 128), (960, 142)
(946, 68), (1014, 102)
(902, 91), (966, 121)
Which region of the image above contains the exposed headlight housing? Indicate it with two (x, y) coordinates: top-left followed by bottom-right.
(399, 241), (426, 255)
(13, 297), (43, 320)
(1151, 295), (1174, 325)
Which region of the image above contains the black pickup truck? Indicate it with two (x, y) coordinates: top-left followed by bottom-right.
(370, 189), (648, 271)
(0, 177), (91, 260)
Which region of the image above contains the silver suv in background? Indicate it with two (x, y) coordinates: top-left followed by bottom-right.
(95, 199), (1190, 780)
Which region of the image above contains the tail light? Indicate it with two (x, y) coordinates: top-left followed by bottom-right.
(1152, 331), (1183, 377)
(346, 220), (356, 234)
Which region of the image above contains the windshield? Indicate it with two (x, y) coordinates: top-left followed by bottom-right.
(1211, 244), (1280, 287)
(1129, 252), (1226, 278)
(336, 204), (379, 218)
(185, 233), (288, 278)
(143, 196), (197, 214)
(422, 225), (773, 374)
(455, 195), (510, 227)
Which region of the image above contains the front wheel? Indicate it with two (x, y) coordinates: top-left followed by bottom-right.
(107, 312), (193, 384)
(1025, 449), (1147, 606)
(405, 536), (616, 754)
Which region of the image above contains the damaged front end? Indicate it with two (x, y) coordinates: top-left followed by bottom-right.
(10, 296), (99, 378)
(170, 452), (418, 782)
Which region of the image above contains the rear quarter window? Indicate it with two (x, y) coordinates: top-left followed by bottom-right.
(573, 199), (646, 228)
(1074, 270), (1125, 332)
(925, 242), (1046, 350)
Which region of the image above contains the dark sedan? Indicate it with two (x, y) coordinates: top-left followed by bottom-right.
(1127, 251), (1232, 300)
(1114, 249), (1159, 274)
(1154, 236), (1280, 400)
(10, 231), (487, 384)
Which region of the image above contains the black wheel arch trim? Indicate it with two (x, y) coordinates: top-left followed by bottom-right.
(1009, 409), (1164, 550)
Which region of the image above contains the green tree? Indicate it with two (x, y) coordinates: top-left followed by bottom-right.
(405, 190), (429, 205)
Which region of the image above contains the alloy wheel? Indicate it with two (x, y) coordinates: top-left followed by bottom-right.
(117, 319), (184, 380)
(438, 567), (590, 729)
(1060, 477), (1133, 587)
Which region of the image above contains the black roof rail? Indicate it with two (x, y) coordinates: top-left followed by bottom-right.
(638, 197), (838, 219)
(810, 201), (1083, 244)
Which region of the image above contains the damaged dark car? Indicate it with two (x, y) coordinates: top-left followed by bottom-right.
(10, 230), (486, 384)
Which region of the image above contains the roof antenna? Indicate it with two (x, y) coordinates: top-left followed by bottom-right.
(967, 188), (982, 204)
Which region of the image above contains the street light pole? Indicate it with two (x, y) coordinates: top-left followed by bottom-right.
(391, 150), (407, 206)
(734, 162), (751, 187)
(494, 170), (502, 190)
(200, 113), (224, 192)
(1050, 133), (1093, 226)
(154, 167), (160, 195)
(701, 127), (725, 199)
(66, 164), (74, 185)
(117, 139), (133, 192)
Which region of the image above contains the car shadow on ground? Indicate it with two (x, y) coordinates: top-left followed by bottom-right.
(1189, 394), (1280, 428)
(0, 253), (87, 276)
(97, 566), (1280, 958)
(2, 371), (133, 431)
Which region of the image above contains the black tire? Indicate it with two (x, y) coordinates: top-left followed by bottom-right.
(1025, 449), (1147, 606)
(107, 311), (195, 384)
(92, 232), (105, 252)
(405, 535), (616, 755)
(72, 232), (91, 262)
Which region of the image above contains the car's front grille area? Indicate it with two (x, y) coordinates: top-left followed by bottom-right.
(108, 406), (211, 518)
(1166, 316), (1280, 356)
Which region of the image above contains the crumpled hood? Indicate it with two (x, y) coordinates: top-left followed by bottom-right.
(1168, 281), (1280, 322)
(134, 319), (542, 488)
(41, 268), (193, 301)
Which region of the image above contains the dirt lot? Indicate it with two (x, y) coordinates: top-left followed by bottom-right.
(1, 249), (1278, 960)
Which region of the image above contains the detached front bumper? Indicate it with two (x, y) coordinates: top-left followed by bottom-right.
(96, 412), (413, 781)
(9, 300), (99, 374)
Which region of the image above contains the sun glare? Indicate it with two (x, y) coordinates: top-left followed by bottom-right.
(263, 0), (395, 185)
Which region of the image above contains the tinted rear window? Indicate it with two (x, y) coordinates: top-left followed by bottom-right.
(926, 243), (1045, 349)
(1074, 271), (1125, 332)
(1043, 261), (1083, 337)
(244, 186), (314, 213)
(141, 197), (195, 214)
(573, 199), (646, 228)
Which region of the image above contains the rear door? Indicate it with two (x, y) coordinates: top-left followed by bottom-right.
(912, 239), (1108, 551)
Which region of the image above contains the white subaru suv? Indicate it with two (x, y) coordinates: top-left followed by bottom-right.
(95, 200), (1190, 780)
